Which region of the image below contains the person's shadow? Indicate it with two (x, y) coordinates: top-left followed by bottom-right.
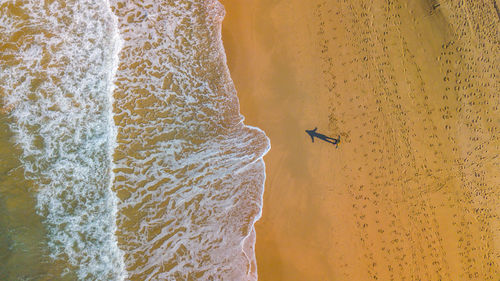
(305, 127), (340, 147)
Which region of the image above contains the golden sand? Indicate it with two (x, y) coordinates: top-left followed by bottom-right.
(220, 0), (499, 280)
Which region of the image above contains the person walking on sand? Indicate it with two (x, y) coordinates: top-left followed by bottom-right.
(305, 127), (340, 147)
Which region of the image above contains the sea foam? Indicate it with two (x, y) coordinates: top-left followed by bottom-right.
(1, 0), (269, 279)
(0, 0), (125, 279)
(109, 0), (270, 280)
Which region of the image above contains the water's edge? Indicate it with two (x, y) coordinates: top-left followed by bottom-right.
(214, 1), (271, 278)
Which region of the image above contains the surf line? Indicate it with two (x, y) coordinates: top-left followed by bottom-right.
(104, 0), (127, 279)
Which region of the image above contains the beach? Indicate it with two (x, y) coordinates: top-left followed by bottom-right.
(0, 0), (497, 279)
(220, 0), (499, 280)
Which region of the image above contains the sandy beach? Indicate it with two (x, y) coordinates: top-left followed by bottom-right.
(220, 0), (499, 280)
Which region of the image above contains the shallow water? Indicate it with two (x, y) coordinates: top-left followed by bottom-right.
(0, 0), (269, 280)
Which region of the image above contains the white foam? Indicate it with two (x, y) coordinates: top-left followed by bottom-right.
(0, 0), (126, 279)
(108, 0), (270, 280)
(2, 0), (270, 279)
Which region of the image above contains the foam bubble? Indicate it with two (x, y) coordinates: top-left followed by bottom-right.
(0, 0), (125, 279)
(109, 0), (270, 280)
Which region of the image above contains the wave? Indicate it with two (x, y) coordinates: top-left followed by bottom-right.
(0, 0), (269, 280)
(109, 0), (270, 280)
(0, 0), (125, 279)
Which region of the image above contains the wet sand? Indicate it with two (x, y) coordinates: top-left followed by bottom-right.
(220, 0), (499, 280)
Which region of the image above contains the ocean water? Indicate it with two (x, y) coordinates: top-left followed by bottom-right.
(0, 0), (270, 280)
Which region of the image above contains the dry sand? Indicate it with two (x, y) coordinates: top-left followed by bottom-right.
(220, 0), (499, 280)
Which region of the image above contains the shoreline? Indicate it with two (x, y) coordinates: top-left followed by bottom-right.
(213, 1), (271, 278)
(219, 1), (339, 279)
(220, 0), (499, 280)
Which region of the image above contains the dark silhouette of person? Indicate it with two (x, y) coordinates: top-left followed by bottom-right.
(305, 127), (340, 147)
